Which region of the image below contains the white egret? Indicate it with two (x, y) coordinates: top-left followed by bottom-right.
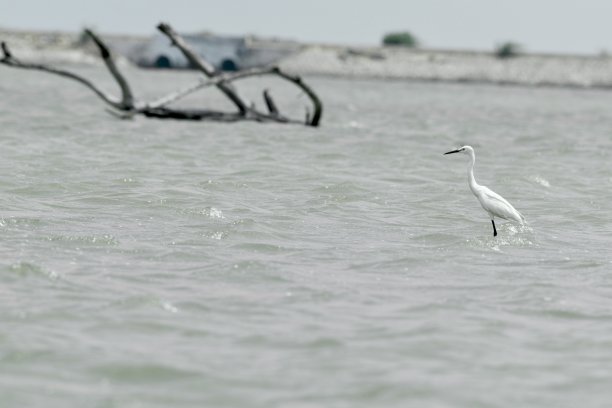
(444, 146), (525, 237)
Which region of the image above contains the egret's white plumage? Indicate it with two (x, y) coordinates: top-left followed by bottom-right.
(444, 145), (524, 236)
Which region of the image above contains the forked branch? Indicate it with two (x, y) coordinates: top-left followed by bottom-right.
(0, 24), (323, 126)
(157, 22), (249, 115)
(1, 41), (125, 109)
(84, 29), (134, 109)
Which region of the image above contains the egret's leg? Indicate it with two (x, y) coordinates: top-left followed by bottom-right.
(491, 220), (497, 237)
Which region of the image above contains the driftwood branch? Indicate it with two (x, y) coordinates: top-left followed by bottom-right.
(156, 23), (249, 115)
(271, 67), (323, 127)
(146, 66), (323, 125)
(263, 89), (279, 116)
(0, 24), (323, 126)
(1, 42), (12, 59)
(85, 29), (134, 109)
(1, 41), (124, 109)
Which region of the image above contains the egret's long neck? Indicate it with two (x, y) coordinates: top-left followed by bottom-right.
(467, 150), (479, 194)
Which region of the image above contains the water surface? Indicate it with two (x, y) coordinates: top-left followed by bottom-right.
(1, 66), (612, 407)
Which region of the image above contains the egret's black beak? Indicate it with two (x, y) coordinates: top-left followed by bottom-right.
(444, 149), (462, 155)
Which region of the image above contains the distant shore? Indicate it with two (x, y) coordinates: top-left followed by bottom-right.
(4, 28), (612, 89)
(279, 45), (612, 89)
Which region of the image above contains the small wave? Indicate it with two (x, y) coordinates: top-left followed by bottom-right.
(44, 234), (118, 246)
(160, 301), (179, 313)
(204, 230), (227, 240)
(6, 261), (59, 280)
(178, 206), (225, 219)
(310, 181), (372, 206)
(412, 232), (467, 247)
(231, 242), (292, 254)
(208, 207), (225, 219)
(1, 217), (45, 228)
(530, 175), (551, 188)
(347, 120), (365, 129)
(465, 223), (536, 250)
(91, 363), (196, 382)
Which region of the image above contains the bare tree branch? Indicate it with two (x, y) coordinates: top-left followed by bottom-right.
(1, 42), (13, 59)
(84, 29), (134, 110)
(263, 89), (279, 116)
(272, 67), (323, 127)
(1, 41), (124, 109)
(145, 76), (208, 109)
(157, 22), (249, 115)
(146, 68), (269, 108)
(1, 25), (324, 127)
(147, 66), (323, 126)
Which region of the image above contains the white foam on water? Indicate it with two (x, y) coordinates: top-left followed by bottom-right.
(207, 207), (225, 219)
(530, 175), (551, 188)
(161, 301), (179, 314)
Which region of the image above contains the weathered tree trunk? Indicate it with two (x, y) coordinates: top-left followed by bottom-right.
(0, 23), (323, 127)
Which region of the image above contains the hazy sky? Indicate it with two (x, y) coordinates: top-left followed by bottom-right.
(3, 0), (612, 54)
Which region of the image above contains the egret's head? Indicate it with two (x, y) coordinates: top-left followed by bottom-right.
(444, 145), (474, 156)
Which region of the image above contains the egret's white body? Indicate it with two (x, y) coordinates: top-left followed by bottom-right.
(444, 145), (524, 236)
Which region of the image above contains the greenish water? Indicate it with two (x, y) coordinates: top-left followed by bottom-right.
(1, 66), (611, 407)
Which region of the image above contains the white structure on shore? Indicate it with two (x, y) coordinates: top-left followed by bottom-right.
(134, 33), (243, 70)
(132, 32), (300, 71)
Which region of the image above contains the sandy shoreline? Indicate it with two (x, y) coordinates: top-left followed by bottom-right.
(279, 45), (612, 89)
(3, 28), (612, 89)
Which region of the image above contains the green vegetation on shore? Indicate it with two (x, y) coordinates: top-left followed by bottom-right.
(495, 42), (522, 59)
(382, 31), (418, 48)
